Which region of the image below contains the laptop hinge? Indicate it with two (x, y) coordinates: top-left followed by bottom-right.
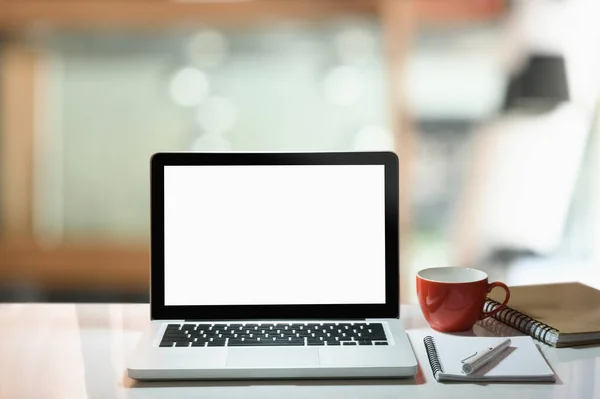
(184, 318), (368, 321)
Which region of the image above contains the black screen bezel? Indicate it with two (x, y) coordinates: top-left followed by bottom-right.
(150, 152), (399, 320)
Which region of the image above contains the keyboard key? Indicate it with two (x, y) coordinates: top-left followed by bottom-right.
(163, 335), (187, 341)
(367, 324), (385, 334)
(341, 341), (357, 345)
(361, 324), (386, 340)
(163, 331), (186, 336)
(363, 334), (386, 341)
(358, 340), (372, 345)
(207, 339), (226, 347)
(374, 342), (388, 345)
(159, 341), (174, 347)
(175, 341), (190, 347)
(228, 339), (305, 347)
(182, 324), (196, 331)
(164, 333), (184, 338)
(191, 341), (207, 347)
(228, 340), (262, 346)
(212, 324), (228, 330)
(196, 324), (212, 331)
(265, 339), (300, 346)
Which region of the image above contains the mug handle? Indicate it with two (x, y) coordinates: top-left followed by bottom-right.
(479, 282), (511, 320)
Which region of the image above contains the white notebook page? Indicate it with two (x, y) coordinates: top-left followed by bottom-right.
(410, 330), (555, 382)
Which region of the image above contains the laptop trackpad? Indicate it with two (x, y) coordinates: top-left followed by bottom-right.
(226, 347), (319, 368)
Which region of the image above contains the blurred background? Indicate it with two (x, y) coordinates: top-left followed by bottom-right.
(0, 0), (599, 304)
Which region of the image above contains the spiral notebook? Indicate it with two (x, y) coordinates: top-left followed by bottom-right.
(422, 333), (555, 382)
(486, 282), (600, 347)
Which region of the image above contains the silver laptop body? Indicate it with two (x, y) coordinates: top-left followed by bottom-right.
(127, 151), (418, 380)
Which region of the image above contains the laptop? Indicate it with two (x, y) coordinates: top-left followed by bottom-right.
(127, 151), (418, 380)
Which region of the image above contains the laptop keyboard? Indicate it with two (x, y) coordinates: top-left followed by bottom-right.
(159, 322), (388, 347)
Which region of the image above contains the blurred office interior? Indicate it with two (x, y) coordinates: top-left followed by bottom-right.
(0, 0), (599, 304)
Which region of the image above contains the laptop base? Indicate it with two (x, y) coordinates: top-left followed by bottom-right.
(127, 319), (418, 380)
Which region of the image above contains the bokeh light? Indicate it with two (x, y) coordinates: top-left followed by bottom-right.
(169, 67), (210, 107)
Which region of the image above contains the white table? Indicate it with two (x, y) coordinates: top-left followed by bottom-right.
(0, 303), (598, 399)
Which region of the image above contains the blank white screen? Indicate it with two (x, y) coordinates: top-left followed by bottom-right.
(164, 164), (386, 306)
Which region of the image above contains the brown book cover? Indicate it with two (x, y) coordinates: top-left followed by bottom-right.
(486, 282), (600, 347)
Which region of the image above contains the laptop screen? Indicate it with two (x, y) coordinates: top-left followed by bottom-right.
(163, 164), (386, 307)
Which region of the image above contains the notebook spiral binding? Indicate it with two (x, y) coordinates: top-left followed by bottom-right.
(423, 336), (444, 376)
(484, 298), (560, 346)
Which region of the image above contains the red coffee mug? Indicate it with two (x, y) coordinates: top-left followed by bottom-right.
(416, 267), (510, 332)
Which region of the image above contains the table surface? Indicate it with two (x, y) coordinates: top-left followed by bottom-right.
(1, 303), (599, 399)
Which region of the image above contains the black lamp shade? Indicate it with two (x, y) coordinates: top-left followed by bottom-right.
(503, 54), (569, 112)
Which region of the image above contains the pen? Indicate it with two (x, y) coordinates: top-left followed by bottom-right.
(461, 338), (512, 375)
